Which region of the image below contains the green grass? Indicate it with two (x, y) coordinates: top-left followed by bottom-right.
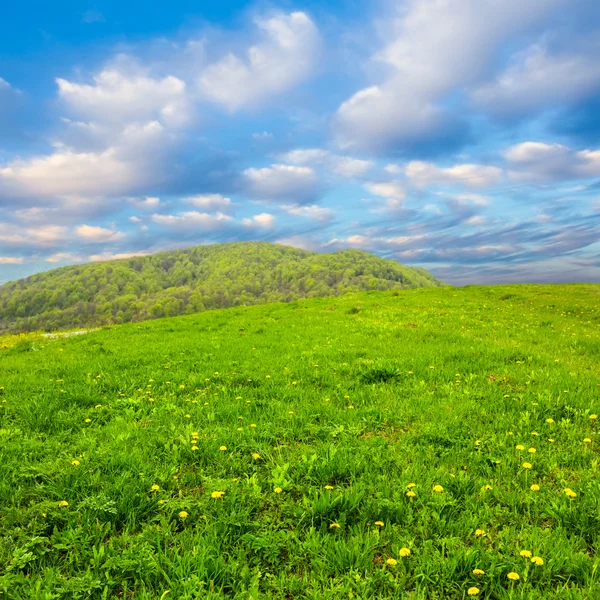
(1, 283), (599, 599)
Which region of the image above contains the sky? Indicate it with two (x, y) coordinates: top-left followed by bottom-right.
(1, 0), (600, 286)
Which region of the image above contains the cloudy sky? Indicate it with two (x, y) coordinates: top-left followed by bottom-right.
(1, 0), (600, 285)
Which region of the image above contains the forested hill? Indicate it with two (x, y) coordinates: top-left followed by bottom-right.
(0, 242), (443, 333)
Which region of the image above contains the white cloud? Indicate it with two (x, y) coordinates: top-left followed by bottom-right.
(0, 224), (68, 247)
(281, 204), (335, 222)
(88, 251), (150, 262)
(472, 42), (600, 116)
(275, 234), (321, 251)
(75, 225), (125, 243)
(199, 12), (320, 111)
(57, 69), (190, 127)
(335, 0), (567, 149)
(505, 141), (600, 182)
(243, 164), (320, 204)
(184, 193), (233, 212)
(129, 216), (142, 223)
(279, 148), (373, 178)
(384, 164), (402, 174)
(0, 256), (24, 264)
(241, 213), (276, 229)
(151, 211), (233, 230)
(405, 161), (503, 188)
(46, 252), (83, 263)
(364, 181), (406, 200)
(130, 196), (161, 208)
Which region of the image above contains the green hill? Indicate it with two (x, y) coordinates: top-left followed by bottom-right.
(0, 242), (442, 333)
(1, 283), (599, 598)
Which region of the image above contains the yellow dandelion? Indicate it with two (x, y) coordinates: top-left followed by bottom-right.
(151, 484), (160, 492)
(324, 485), (334, 490)
(274, 487), (283, 494)
(531, 431), (539, 436)
(252, 453), (261, 460)
(386, 557), (398, 566)
(548, 438), (554, 443)
(546, 418), (555, 424)
(192, 432), (199, 438)
(250, 424), (256, 428)
(515, 444), (525, 451)
(590, 414), (597, 420)
(184, 414), (191, 419)
(531, 556), (544, 566)
(178, 511), (188, 519)
(483, 484), (492, 491)
(329, 523), (340, 529)
(472, 568), (485, 576)
(85, 418), (91, 423)
(564, 488), (577, 499)
(399, 547), (411, 557)
(219, 445), (227, 451)
(374, 521), (384, 527)
(236, 427), (243, 432)
(58, 500), (69, 508)
(71, 460), (80, 466)
(407, 482), (416, 488)
(520, 550), (532, 558)
(584, 438), (592, 443)
(530, 484), (540, 491)
(406, 490), (417, 498)
(467, 588), (480, 596)
(475, 529), (485, 537)
(528, 447), (536, 453)
(507, 572), (520, 581)
(522, 462), (533, 469)
(432, 484), (444, 493)
(191, 445), (198, 451)
(211, 491), (225, 499)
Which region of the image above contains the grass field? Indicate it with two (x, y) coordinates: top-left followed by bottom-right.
(1, 283), (599, 599)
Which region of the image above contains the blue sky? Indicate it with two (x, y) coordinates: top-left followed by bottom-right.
(1, 0), (600, 285)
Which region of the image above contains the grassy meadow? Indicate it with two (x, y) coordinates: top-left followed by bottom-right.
(1, 283), (599, 599)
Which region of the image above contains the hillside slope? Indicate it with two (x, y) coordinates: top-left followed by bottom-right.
(1, 284), (599, 598)
(0, 242), (442, 333)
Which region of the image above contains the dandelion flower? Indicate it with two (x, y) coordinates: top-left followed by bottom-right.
(548, 438), (554, 443)
(252, 453), (261, 460)
(584, 438), (592, 443)
(432, 484), (444, 493)
(531, 431), (539, 437)
(516, 445), (525, 451)
(546, 418), (555, 424)
(507, 572), (520, 581)
(407, 482), (416, 488)
(473, 568), (485, 576)
(274, 487), (283, 494)
(219, 445), (227, 451)
(590, 414), (597, 420)
(528, 447), (536, 453)
(483, 484), (492, 491)
(325, 485), (334, 490)
(564, 488), (577, 499)
(85, 418), (91, 423)
(520, 550), (532, 558)
(399, 547), (410, 557)
(211, 491), (225, 499)
(250, 424), (256, 428)
(151, 484), (160, 492)
(58, 500), (69, 508)
(530, 484), (540, 491)
(522, 462), (533, 469)
(531, 556), (544, 566)
(192, 432), (199, 439)
(475, 529), (485, 537)
(191, 445), (198, 451)
(467, 588), (480, 596)
(386, 557), (397, 566)
(374, 521), (384, 527)
(329, 523), (340, 529)
(178, 511), (188, 519)
(406, 490), (417, 498)
(185, 414), (191, 419)
(71, 460), (80, 466)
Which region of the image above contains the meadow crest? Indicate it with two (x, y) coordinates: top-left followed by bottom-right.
(1, 283), (599, 599)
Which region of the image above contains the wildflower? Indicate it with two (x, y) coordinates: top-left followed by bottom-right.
(274, 487), (282, 494)
(192, 432), (199, 439)
(475, 440), (482, 446)
(584, 438), (592, 443)
(219, 445), (227, 451)
(399, 547), (411, 557)
(151, 484), (160, 492)
(329, 523), (340, 529)
(546, 418), (555, 424)
(522, 462), (533, 469)
(548, 438), (554, 443)
(507, 572), (520, 581)
(211, 491), (225, 499)
(528, 448), (536, 453)
(191, 445), (198, 451)
(564, 488), (577, 499)
(324, 485), (334, 490)
(178, 511), (188, 519)
(252, 453), (261, 460)
(590, 414), (597, 420)
(386, 557), (397, 566)
(467, 588), (480, 596)
(374, 521), (384, 527)
(516, 445), (525, 451)
(432, 484), (444, 493)
(531, 556), (544, 566)
(530, 484), (540, 491)
(236, 427), (243, 432)
(407, 483), (416, 488)
(473, 568), (485, 576)
(520, 550), (532, 558)
(185, 414), (191, 419)
(406, 490), (416, 498)
(531, 432), (539, 437)
(475, 529), (485, 537)
(71, 460), (80, 466)
(85, 418), (91, 423)
(58, 500), (69, 508)
(250, 424), (256, 428)
(483, 484), (492, 491)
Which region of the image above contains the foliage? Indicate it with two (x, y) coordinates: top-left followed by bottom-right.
(1, 283), (599, 598)
(0, 242), (441, 333)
